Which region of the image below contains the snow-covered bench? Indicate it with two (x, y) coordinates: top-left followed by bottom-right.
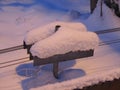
(23, 21), (87, 54)
(30, 27), (99, 78)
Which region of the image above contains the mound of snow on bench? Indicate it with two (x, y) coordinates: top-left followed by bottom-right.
(24, 21), (87, 45)
(30, 27), (99, 58)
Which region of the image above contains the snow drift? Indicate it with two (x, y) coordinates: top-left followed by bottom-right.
(32, 68), (120, 90)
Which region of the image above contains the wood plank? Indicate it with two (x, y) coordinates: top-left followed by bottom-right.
(33, 49), (94, 66)
(53, 62), (59, 79)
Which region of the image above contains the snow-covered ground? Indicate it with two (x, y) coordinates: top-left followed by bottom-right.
(0, 0), (120, 90)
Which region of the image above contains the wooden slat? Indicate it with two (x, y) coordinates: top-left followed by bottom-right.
(95, 27), (120, 34)
(0, 45), (23, 54)
(33, 49), (94, 66)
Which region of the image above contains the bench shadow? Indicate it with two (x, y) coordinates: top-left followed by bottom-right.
(16, 60), (76, 77)
(41, 60), (76, 71)
(16, 60), (86, 90)
(16, 63), (35, 77)
(58, 68), (86, 81)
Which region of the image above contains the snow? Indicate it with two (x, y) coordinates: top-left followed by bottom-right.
(1, 0), (120, 90)
(33, 68), (120, 90)
(84, 1), (120, 31)
(24, 21), (87, 45)
(30, 27), (99, 58)
(0, 0), (35, 4)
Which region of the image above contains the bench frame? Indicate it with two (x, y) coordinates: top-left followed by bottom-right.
(23, 41), (94, 78)
(33, 50), (94, 78)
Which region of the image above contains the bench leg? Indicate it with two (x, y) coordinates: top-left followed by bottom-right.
(29, 52), (33, 60)
(23, 41), (27, 49)
(53, 62), (59, 79)
(27, 46), (31, 54)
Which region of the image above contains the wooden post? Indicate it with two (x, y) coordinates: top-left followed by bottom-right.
(53, 62), (59, 79)
(90, 0), (98, 13)
(100, 0), (103, 16)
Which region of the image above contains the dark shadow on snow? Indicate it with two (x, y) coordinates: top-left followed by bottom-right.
(16, 60), (76, 77)
(16, 60), (86, 90)
(58, 69), (86, 81)
(41, 60), (76, 71)
(21, 68), (86, 90)
(16, 63), (36, 77)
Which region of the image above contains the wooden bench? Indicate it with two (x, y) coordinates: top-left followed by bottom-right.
(32, 49), (94, 78)
(23, 42), (94, 79)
